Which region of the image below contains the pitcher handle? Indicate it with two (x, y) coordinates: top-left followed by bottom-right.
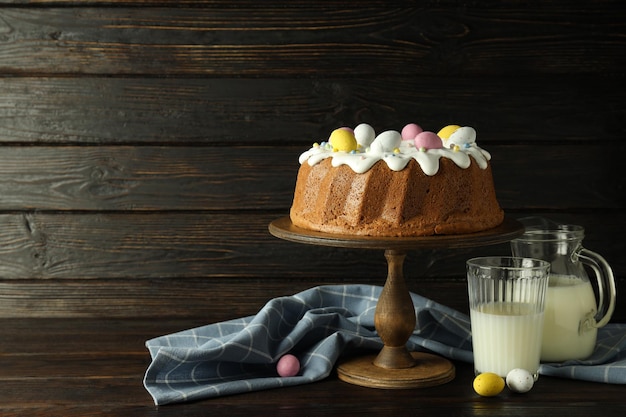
(576, 248), (617, 329)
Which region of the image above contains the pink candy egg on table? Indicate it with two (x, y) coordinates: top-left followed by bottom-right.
(401, 123), (423, 141)
(414, 131), (443, 150)
(276, 354), (300, 377)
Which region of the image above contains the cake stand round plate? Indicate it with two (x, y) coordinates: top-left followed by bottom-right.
(269, 216), (524, 389)
(269, 216), (524, 250)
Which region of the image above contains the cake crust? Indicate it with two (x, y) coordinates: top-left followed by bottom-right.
(290, 158), (504, 237)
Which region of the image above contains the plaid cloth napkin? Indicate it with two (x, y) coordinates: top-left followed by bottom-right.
(144, 285), (626, 405)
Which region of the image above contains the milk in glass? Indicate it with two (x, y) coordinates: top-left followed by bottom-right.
(471, 301), (544, 378)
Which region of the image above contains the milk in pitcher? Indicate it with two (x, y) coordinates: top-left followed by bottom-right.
(541, 275), (597, 362)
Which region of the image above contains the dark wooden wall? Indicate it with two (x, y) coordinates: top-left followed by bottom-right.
(0, 1), (624, 322)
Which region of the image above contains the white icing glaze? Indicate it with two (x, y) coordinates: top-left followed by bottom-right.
(299, 124), (491, 176)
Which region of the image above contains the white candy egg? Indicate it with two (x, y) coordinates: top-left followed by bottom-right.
(506, 368), (534, 393)
(369, 130), (402, 153)
(447, 126), (476, 145)
(354, 123), (376, 147)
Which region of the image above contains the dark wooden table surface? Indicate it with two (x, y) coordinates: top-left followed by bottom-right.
(1, 318), (624, 417)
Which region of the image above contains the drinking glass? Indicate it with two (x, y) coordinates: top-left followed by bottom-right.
(467, 257), (550, 379)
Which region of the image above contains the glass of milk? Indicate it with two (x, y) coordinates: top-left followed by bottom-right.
(467, 257), (550, 380)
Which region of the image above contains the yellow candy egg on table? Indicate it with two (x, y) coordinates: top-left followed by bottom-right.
(437, 124), (461, 140)
(329, 128), (358, 152)
(473, 372), (505, 397)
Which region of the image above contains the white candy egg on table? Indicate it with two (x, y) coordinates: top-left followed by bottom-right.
(506, 368), (534, 393)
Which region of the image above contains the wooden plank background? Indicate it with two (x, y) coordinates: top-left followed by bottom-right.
(0, 0), (624, 321)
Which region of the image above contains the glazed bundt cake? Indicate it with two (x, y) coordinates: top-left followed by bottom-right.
(289, 123), (504, 237)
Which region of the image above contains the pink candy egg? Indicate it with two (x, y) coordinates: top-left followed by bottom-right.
(276, 354), (300, 377)
(414, 131), (443, 150)
(401, 123), (423, 141)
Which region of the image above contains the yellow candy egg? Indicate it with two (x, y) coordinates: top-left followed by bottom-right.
(473, 372), (505, 397)
(329, 128), (358, 152)
(437, 124), (461, 140)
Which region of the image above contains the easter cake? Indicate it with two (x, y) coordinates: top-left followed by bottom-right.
(289, 123), (504, 237)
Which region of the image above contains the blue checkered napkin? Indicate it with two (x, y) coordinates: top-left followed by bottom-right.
(539, 325), (626, 382)
(143, 285), (473, 405)
(144, 285), (626, 406)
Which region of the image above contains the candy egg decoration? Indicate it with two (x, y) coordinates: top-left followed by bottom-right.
(506, 368), (534, 393)
(441, 126), (476, 152)
(354, 123), (376, 148)
(413, 131), (444, 151)
(437, 124), (461, 141)
(369, 130), (402, 154)
(276, 354), (301, 377)
(401, 123), (423, 141)
(329, 128), (358, 152)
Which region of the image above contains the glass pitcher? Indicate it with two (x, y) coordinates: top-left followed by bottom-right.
(510, 218), (616, 362)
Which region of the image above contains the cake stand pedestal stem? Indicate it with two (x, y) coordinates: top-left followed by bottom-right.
(372, 250), (417, 369)
(335, 248), (455, 389)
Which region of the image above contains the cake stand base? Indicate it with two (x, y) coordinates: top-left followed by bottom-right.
(337, 352), (455, 389)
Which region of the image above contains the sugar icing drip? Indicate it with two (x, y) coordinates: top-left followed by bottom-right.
(298, 123), (491, 176)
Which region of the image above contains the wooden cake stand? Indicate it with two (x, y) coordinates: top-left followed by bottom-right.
(269, 216), (524, 389)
